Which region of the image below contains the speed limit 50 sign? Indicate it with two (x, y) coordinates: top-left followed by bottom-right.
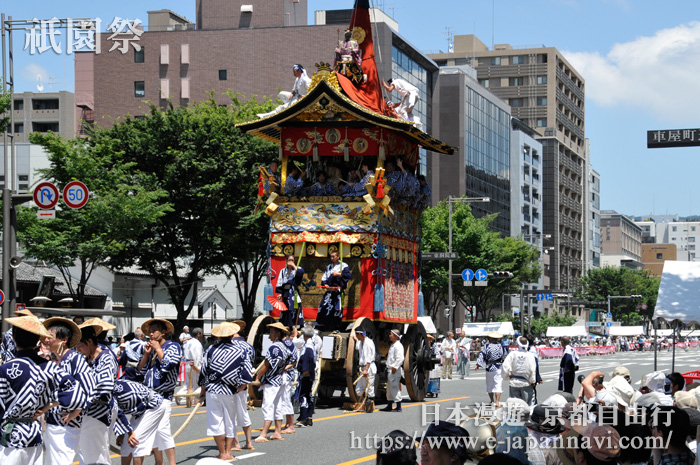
(63, 181), (90, 209)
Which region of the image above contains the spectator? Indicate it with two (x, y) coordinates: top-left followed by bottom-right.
(179, 325), (190, 343)
(559, 424), (620, 465)
(441, 332), (456, 380)
(376, 430), (418, 465)
(525, 404), (565, 465)
(667, 372), (686, 396)
(650, 406), (695, 465)
(420, 421), (473, 465)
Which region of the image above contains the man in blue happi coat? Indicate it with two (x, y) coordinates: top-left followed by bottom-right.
(276, 255), (305, 331)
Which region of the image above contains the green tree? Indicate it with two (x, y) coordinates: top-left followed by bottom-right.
(420, 200), (541, 322)
(577, 266), (659, 324)
(0, 85), (10, 133)
(93, 95), (277, 330)
(528, 313), (577, 338)
(18, 132), (170, 305)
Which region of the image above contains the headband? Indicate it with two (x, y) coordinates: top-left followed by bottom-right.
(293, 64), (304, 71)
(391, 329), (400, 337)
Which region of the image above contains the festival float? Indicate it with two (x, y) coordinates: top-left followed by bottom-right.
(237, 0), (454, 404)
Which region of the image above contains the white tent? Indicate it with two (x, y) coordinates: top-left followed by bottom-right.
(681, 330), (700, 337)
(546, 326), (588, 338)
(655, 329), (674, 337)
(461, 322), (514, 337)
(404, 316), (438, 335)
(654, 261), (700, 323)
(608, 326), (644, 337)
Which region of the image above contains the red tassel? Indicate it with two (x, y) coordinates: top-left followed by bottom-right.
(258, 180), (264, 197)
(376, 182), (384, 198)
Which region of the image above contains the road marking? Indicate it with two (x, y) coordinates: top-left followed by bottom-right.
(234, 452), (266, 460)
(336, 453), (377, 465)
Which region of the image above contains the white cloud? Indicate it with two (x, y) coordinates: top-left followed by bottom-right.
(20, 63), (50, 84)
(563, 22), (700, 123)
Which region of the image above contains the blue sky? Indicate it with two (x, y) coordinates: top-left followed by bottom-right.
(4, 1), (700, 218)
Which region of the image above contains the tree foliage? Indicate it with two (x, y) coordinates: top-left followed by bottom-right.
(18, 132), (170, 305)
(91, 95), (277, 330)
(496, 312), (577, 336)
(420, 200), (542, 322)
(0, 84), (10, 133)
(576, 266), (659, 324)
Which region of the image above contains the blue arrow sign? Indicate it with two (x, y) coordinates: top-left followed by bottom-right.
(536, 293), (545, 301)
(461, 269), (474, 281)
(606, 322), (613, 327)
(606, 313), (613, 319)
(545, 293), (553, 301)
(475, 269), (488, 281)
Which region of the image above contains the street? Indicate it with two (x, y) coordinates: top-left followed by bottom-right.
(106, 347), (699, 465)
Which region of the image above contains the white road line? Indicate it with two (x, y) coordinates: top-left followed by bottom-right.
(236, 452), (266, 460)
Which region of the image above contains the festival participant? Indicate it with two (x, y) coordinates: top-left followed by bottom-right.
(0, 316), (86, 465)
(257, 64), (312, 118)
(501, 336), (537, 404)
(229, 320), (255, 451)
(184, 327), (204, 402)
(0, 308), (34, 363)
(334, 28), (363, 85)
(382, 329), (404, 412)
(75, 322), (119, 465)
(307, 171), (338, 197)
(255, 322), (290, 442)
(316, 250), (352, 332)
(264, 160), (281, 194)
(296, 327), (316, 427)
(119, 328), (146, 382)
(113, 379), (168, 465)
(558, 336), (579, 393)
(349, 161), (374, 197)
(416, 175), (432, 210)
(382, 78), (419, 122)
(440, 331), (456, 380)
(137, 318), (182, 465)
(354, 330), (376, 411)
(385, 159), (406, 199)
(284, 165), (306, 197)
(198, 322), (251, 461)
(276, 255), (305, 330)
(475, 331), (506, 407)
(280, 327), (299, 434)
(42, 317), (95, 465)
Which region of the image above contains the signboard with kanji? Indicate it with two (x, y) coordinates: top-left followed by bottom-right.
(423, 252), (459, 260)
(647, 129), (700, 148)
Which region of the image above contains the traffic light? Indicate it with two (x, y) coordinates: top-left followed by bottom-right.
(444, 307), (450, 319)
(631, 295), (642, 299)
(491, 271), (514, 279)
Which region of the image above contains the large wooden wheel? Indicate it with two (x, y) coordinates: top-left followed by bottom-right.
(403, 320), (432, 401)
(246, 314), (277, 402)
(344, 317), (379, 403)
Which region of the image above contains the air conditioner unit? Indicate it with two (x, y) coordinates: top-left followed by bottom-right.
(241, 5), (253, 13)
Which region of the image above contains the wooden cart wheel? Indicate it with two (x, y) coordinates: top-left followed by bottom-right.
(403, 320), (430, 401)
(246, 314), (277, 402)
(344, 317), (378, 403)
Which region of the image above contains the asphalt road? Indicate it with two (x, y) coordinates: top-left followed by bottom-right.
(105, 347), (699, 465)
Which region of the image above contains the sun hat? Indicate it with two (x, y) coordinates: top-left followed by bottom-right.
(610, 366), (631, 381)
(211, 322), (241, 338)
(140, 318), (175, 336)
(487, 331), (503, 339)
(81, 318), (117, 337)
(557, 424), (620, 465)
(675, 390), (698, 409)
(232, 320), (246, 331)
(603, 376), (635, 408)
(43, 317), (82, 348)
(267, 322), (290, 334)
(6, 316), (51, 338)
(423, 421), (471, 460)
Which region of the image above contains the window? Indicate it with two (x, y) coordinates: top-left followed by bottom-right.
(511, 56), (525, 65)
(693, 226), (697, 232)
(490, 57), (501, 66)
(13, 100), (23, 110)
(18, 175), (28, 182)
(32, 122), (59, 132)
(219, 69), (227, 81)
(13, 123), (23, 133)
(657, 253), (663, 259)
(134, 48), (144, 63)
(510, 98), (524, 107)
(134, 81), (145, 98)
(478, 78), (490, 88)
(32, 99), (59, 110)
(536, 118), (547, 127)
(537, 97), (547, 106)
(672, 226), (677, 232)
(537, 75), (547, 85)
(509, 77), (523, 86)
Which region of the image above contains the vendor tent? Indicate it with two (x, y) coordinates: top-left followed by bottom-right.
(608, 326), (644, 337)
(461, 322), (514, 337)
(546, 326), (588, 338)
(654, 260), (700, 323)
(405, 316), (437, 335)
(655, 329), (674, 337)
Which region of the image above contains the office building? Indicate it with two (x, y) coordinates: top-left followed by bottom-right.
(8, 91), (75, 143)
(636, 217), (700, 261)
(431, 65), (511, 235)
(641, 243), (677, 279)
(585, 158), (601, 272)
(600, 210), (642, 269)
(429, 35), (587, 288)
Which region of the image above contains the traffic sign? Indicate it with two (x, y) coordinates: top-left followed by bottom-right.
(462, 269), (474, 281)
(606, 312), (613, 319)
(423, 252), (459, 260)
(37, 210), (56, 220)
(0, 290), (5, 306)
(641, 304), (648, 310)
(606, 322), (613, 327)
(475, 269), (488, 281)
(33, 182), (59, 209)
(536, 293), (545, 301)
(545, 293), (553, 301)
(63, 181), (89, 209)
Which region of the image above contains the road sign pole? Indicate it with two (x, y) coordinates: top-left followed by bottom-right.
(448, 196), (454, 331)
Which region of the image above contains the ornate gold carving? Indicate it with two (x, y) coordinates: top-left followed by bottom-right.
(351, 27), (366, 45)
